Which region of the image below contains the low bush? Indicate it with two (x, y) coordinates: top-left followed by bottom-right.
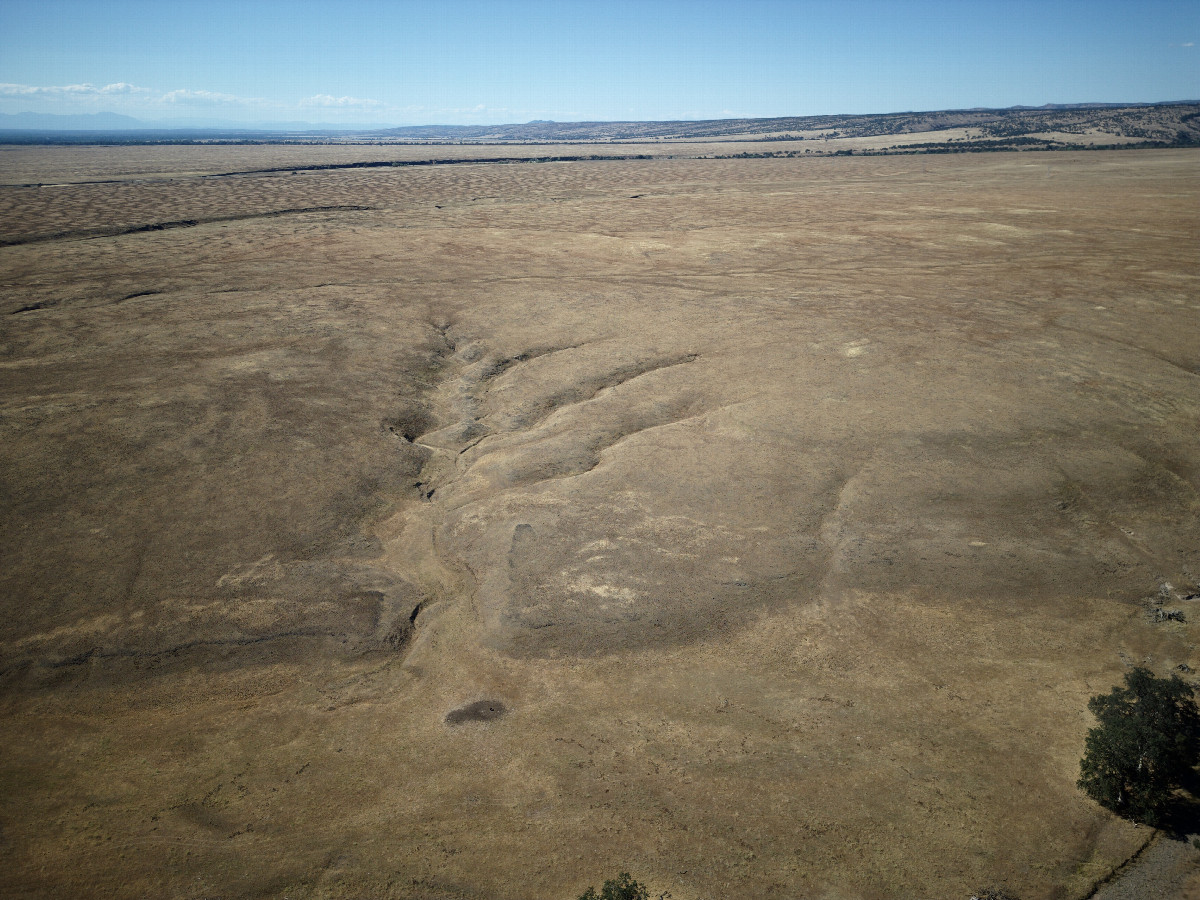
(578, 872), (651, 900)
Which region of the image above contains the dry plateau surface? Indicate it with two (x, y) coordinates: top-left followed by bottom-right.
(1, 146), (1199, 899)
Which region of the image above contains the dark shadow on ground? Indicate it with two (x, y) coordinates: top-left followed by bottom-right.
(1157, 769), (1200, 840)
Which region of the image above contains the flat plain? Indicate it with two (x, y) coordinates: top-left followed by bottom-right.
(1, 145), (1199, 899)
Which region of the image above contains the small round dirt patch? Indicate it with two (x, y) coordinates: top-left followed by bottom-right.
(445, 699), (507, 725)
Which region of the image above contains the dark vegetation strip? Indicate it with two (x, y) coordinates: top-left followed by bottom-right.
(199, 153), (657, 179)
(708, 138), (1200, 160)
(0, 204), (375, 248)
(0, 153), (662, 188)
(39, 628), (348, 669)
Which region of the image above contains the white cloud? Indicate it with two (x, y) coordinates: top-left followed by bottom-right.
(301, 94), (383, 109)
(0, 81), (525, 125)
(0, 81), (152, 98)
(95, 82), (142, 94)
(1184, 42), (1195, 47)
(0, 81), (279, 122)
(161, 88), (258, 106)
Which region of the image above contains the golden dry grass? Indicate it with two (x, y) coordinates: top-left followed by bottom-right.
(1, 147), (1199, 899)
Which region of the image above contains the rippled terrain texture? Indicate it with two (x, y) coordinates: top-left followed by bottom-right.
(2, 147), (1199, 899)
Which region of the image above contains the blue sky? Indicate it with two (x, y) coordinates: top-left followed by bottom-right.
(1, 0), (1197, 125)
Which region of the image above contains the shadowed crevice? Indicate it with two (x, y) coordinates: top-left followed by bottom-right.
(0, 205), (375, 247)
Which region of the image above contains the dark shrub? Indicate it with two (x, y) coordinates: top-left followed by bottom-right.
(578, 872), (650, 900)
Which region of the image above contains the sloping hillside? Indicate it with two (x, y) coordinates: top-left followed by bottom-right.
(364, 102), (1200, 146)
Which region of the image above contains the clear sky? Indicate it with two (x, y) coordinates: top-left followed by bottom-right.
(1, 0), (1197, 126)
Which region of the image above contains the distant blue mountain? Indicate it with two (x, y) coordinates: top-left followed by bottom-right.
(0, 111), (147, 130)
(0, 112), (402, 131)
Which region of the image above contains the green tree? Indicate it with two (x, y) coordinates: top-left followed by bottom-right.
(1078, 667), (1200, 825)
(578, 872), (650, 900)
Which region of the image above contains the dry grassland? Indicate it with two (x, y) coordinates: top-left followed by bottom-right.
(0, 143), (683, 187)
(1, 147), (1199, 900)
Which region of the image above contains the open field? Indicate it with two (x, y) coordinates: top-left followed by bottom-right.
(0, 135), (1036, 189)
(0, 143), (689, 187)
(2, 146), (1199, 899)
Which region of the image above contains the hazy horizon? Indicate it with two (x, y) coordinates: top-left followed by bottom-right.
(5, 99), (1200, 134)
(2, 0), (1197, 127)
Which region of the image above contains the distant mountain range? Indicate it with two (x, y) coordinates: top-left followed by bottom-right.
(359, 102), (1200, 143)
(0, 112), (147, 130)
(0, 112), (391, 131)
(2, 102), (1197, 151)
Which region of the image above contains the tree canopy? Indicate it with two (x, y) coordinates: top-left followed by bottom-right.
(578, 872), (651, 900)
(1078, 666), (1200, 825)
